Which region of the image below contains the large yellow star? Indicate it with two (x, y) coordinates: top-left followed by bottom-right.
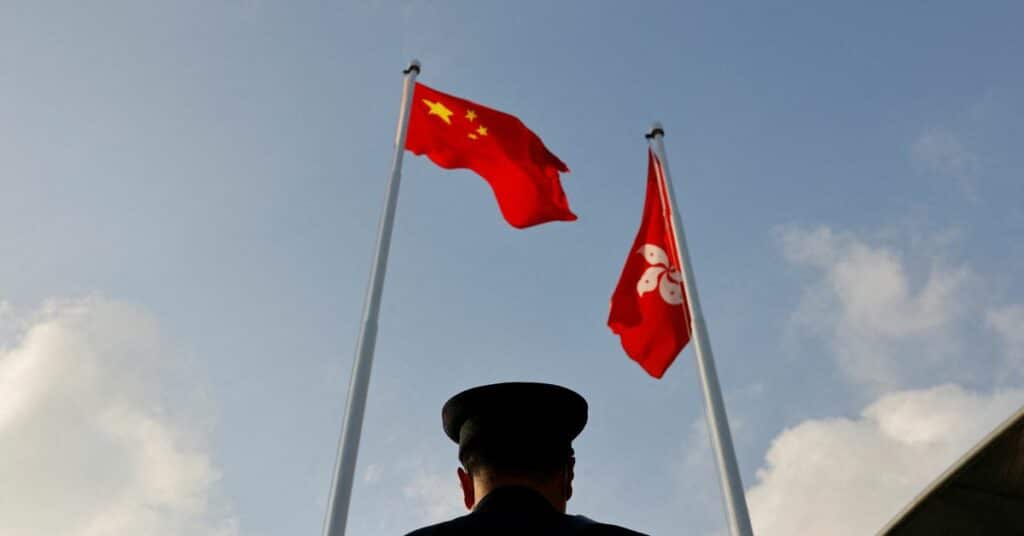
(422, 99), (453, 124)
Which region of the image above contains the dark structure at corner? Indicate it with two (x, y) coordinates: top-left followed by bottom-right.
(880, 404), (1024, 535)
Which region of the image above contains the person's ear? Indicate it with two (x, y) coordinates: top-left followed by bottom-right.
(457, 467), (475, 510)
(565, 457), (575, 502)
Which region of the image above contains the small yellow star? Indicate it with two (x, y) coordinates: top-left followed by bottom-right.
(465, 110), (477, 122)
(476, 126), (488, 136)
(467, 133), (478, 140)
(422, 99), (453, 124)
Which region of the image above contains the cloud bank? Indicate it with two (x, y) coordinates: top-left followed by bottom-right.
(747, 384), (1024, 536)
(0, 298), (236, 536)
(743, 225), (1024, 535)
(778, 225), (972, 390)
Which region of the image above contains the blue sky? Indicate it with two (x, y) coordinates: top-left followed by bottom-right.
(2, 2), (1023, 535)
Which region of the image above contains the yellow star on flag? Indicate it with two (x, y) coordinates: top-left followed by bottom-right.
(465, 110), (477, 122)
(467, 133), (478, 140)
(476, 126), (488, 136)
(422, 99), (453, 124)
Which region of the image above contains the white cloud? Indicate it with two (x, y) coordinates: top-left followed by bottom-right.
(988, 304), (1024, 372)
(911, 127), (979, 197)
(779, 226), (970, 390)
(912, 128), (977, 178)
(747, 384), (1024, 536)
(364, 463), (383, 484)
(750, 224), (1024, 535)
(403, 470), (464, 524)
(0, 297), (236, 536)
(917, 129), (978, 179)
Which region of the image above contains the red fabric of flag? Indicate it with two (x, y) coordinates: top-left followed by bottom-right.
(404, 82), (577, 228)
(608, 150), (692, 378)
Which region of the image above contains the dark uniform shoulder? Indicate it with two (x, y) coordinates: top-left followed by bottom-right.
(572, 515), (649, 536)
(402, 513), (474, 536)
(402, 520), (447, 536)
(580, 522), (649, 535)
(404, 514), (648, 536)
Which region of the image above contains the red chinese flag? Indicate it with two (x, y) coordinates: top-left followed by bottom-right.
(404, 82), (577, 228)
(608, 150), (692, 378)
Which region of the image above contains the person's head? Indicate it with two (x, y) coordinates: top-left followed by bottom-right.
(441, 383), (587, 513)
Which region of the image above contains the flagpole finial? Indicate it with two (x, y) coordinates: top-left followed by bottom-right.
(645, 122), (665, 139)
(405, 59), (421, 74)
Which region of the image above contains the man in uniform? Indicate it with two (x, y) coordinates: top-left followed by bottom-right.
(405, 382), (648, 535)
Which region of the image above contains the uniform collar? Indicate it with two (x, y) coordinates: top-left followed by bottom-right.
(473, 486), (557, 514)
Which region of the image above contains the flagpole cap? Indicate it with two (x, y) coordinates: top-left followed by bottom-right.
(645, 122), (665, 139)
(405, 59), (421, 74)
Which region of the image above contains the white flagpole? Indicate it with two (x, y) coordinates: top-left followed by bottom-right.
(646, 122), (755, 536)
(322, 59), (420, 536)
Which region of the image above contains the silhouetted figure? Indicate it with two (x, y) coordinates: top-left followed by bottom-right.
(405, 382), (648, 535)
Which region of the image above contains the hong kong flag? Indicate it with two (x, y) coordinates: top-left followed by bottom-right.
(608, 150), (692, 378)
(404, 82), (576, 229)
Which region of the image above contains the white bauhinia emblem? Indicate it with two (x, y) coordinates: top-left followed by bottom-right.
(636, 244), (685, 305)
